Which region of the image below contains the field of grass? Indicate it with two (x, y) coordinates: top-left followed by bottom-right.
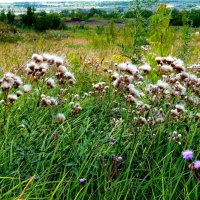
(0, 23), (200, 200)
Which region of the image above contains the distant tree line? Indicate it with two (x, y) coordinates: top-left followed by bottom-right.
(0, 6), (200, 32)
(0, 7), (66, 31)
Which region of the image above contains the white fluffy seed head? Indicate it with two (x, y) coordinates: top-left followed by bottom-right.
(139, 63), (151, 72)
(57, 113), (66, 123)
(8, 94), (18, 102)
(23, 84), (32, 93)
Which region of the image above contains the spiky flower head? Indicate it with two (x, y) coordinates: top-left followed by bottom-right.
(194, 160), (200, 170)
(182, 150), (193, 161)
(57, 113), (66, 123)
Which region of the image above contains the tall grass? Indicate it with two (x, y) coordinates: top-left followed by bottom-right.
(0, 19), (200, 200)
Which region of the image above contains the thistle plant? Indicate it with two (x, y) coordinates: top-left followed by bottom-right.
(182, 150), (200, 181)
(25, 53), (76, 106)
(0, 72), (23, 124)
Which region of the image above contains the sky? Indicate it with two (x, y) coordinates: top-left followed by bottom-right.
(1, 0), (122, 2)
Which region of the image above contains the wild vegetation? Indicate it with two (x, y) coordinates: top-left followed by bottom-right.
(0, 1), (200, 200)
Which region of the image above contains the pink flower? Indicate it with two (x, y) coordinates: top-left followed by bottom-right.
(78, 178), (86, 183)
(194, 160), (200, 170)
(182, 150), (193, 161)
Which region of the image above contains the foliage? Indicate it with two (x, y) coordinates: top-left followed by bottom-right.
(21, 7), (36, 28)
(148, 4), (172, 56)
(6, 9), (15, 24)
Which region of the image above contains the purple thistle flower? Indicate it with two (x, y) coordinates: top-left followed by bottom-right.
(78, 178), (86, 183)
(182, 150), (193, 161)
(116, 156), (123, 162)
(194, 161), (200, 170)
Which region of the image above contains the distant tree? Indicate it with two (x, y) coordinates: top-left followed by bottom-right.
(34, 16), (48, 31)
(0, 10), (6, 22)
(188, 9), (200, 27)
(46, 13), (61, 29)
(21, 7), (36, 28)
(170, 9), (183, 26)
(6, 9), (15, 24)
(34, 13), (61, 31)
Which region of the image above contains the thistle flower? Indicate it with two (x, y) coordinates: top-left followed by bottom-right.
(194, 161), (200, 170)
(16, 90), (23, 97)
(116, 156), (123, 162)
(58, 65), (68, 73)
(1, 81), (11, 91)
(160, 64), (173, 72)
(8, 94), (18, 103)
(42, 53), (52, 62)
(139, 63), (151, 73)
(23, 84), (32, 93)
(157, 80), (170, 89)
(57, 113), (66, 123)
(173, 59), (185, 72)
(54, 56), (64, 67)
(0, 99), (5, 105)
(78, 178), (86, 183)
(126, 63), (138, 75)
(182, 150), (193, 161)
(127, 84), (140, 98)
(50, 97), (58, 106)
(112, 72), (120, 81)
(171, 109), (180, 118)
(74, 94), (79, 100)
(46, 78), (56, 89)
(117, 62), (127, 71)
(125, 94), (138, 104)
(13, 76), (23, 88)
(175, 104), (185, 112)
(32, 54), (43, 63)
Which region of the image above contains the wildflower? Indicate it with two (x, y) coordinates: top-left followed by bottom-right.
(173, 59), (185, 72)
(175, 104), (185, 112)
(117, 62), (127, 71)
(109, 138), (116, 146)
(127, 84), (140, 98)
(32, 54), (43, 63)
(139, 63), (151, 73)
(116, 156), (123, 162)
(8, 94), (18, 103)
(69, 102), (74, 107)
(54, 56), (64, 67)
(126, 63), (138, 75)
(194, 161), (200, 170)
(50, 97), (58, 106)
(74, 94), (79, 100)
(46, 78), (56, 89)
(13, 76), (23, 88)
(182, 150), (193, 161)
(58, 65), (68, 73)
(139, 117), (147, 125)
(112, 72), (120, 81)
(107, 69), (113, 74)
(57, 113), (66, 123)
(23, 84), (32, 93)
(160, 64), (173, 72)
(157, 80), (170, 89)
(171, 109), (180, 118)
(78, 178), (86, 183)
(1, 81), (11, 91)
(16, 91), (23, 97)
(125, 94), (138, 104)
(0, 99), (5, 105)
